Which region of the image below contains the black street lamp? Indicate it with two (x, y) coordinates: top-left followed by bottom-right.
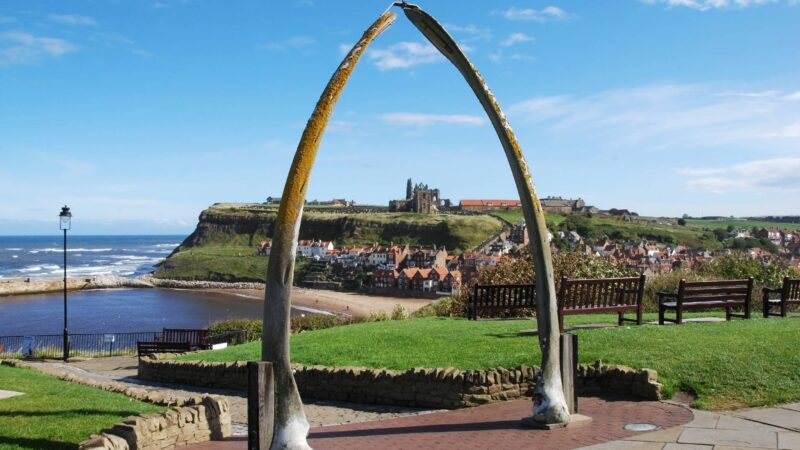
(59, 205), (71, 361)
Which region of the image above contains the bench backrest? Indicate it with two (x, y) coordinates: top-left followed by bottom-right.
(678, 278), (753, 304)
(471, 283), (536, 308)
(782, 277), (800, 301)
(137, 341), (191, 356)
(162, 328), (210, 346)
(558, 275), (646, 310)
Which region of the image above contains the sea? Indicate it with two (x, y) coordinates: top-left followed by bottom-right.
(0, 235), (183, 280)
(0, 235), (275, 336)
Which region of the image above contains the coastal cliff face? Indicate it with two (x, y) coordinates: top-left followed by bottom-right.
(177, 203), (503, 252)
(154, 203), (503, 282)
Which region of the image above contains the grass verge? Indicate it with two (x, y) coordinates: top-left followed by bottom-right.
(0, 364), (164, 450)
(179, 315), (800, 411)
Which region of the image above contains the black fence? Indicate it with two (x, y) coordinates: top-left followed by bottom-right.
(0, 329), (249, 359)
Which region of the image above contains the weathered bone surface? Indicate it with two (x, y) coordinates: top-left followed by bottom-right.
(261, 11), (397, 450)
(399, 3), (570, 425)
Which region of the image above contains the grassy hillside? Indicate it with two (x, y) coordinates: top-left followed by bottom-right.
(154, 203), (504, 281)
(686, 218), (800, 231)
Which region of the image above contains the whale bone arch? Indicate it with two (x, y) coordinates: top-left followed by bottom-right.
(262, 4), (569, 449)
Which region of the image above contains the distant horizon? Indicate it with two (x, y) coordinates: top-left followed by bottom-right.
(2, 208), (799, 237)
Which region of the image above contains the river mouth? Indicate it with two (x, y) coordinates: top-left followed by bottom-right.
(0, 287), (308, 336)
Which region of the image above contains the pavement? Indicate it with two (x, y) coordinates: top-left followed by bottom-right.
(24, 356), (800, 449)
(27, 356), (441, 433)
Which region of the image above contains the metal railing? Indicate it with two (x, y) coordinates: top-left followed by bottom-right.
(0, 329), (249, 359)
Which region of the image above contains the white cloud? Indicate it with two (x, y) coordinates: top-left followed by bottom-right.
(379, 113), (485, 127)
(785, 92), (800, 101)
(501, 32), (534, 46)
(509, 83), (800, 149)
(0, 31), (78, 66)
(680, 158), (800, 193)
(502, 6), (568, 22)
(48, 14), (97, 26)
(261, 36), (315, 51)
(368, 41), (442, 70)
(641, 0), (787, 10)
(444, 24), (492, 42)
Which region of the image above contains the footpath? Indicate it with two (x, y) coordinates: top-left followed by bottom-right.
(28, 357), (800, 450)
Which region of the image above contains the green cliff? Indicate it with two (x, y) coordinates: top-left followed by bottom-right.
(154, 203), (504, 282)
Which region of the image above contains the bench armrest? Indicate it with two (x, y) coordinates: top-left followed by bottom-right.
(762, 287), (782, 294)
(657, 291), (678, 303)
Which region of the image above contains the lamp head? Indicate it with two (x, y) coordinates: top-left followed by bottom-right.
(59, 205), (72, 230)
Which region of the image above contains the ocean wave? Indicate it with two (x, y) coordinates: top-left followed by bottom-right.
(12, 255), (18, 258)
(4, 248), (23, 251)
(29, 248), (113, 254)
(109, 255), (162, 261)
(20, 264), (60, 273)
(154, 243), (180, 248)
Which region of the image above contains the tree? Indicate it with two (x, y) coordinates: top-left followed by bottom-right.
(713, 228), (728, 242)
(677, 218), (687, 226)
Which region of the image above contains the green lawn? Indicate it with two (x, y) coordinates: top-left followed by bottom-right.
(180, 315), (800, 411)
(0, 365), (164, 450)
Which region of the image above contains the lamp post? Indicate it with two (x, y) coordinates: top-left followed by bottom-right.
(59, 205), (71, 361)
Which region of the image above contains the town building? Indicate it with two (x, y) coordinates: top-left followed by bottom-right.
(458, 196), (598, 215)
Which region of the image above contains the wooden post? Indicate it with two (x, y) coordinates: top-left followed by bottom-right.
(560, 333), (578, 414)
(248, 361), (274, 450)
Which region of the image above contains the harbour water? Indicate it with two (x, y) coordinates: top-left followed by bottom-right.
(0, 288), (269, 336)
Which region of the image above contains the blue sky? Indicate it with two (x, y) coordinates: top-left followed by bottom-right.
(1, 0), (798, 235)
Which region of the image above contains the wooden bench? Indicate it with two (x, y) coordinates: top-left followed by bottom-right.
(137, 341), (191, 357)
(467, 275), (646, 332)
(558, 275), (646, 332)
(159, 328), (211, 349)
(658, 278), (753, 325)
(763, 277), (800, 318)
(467, 283), (536, 320)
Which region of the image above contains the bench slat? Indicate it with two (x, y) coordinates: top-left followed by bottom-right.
(682, 287), (749, 295)
(681, 279), (751, 288)
(681, 293), (748, 301)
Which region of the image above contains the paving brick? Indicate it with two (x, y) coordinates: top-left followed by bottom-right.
(662, 444), (712, 450)
(625, 426), (683, 443)
(186, 395), (692, 450)
(778, 432), (800, 450)
(679, 428), (778, 449)
(733, 409), (800, 432)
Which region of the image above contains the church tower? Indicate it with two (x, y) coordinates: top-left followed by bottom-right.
(406, 178), (413, 200)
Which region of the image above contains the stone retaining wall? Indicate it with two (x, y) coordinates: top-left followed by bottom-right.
(1, 360), (232, 450)
(79, 397), (230, 450)
(138, 357), (662, 409)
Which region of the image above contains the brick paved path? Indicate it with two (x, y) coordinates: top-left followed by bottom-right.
(189, 395), (692, 450)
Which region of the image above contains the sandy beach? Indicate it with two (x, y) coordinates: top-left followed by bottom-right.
(215, 287), (434, 318)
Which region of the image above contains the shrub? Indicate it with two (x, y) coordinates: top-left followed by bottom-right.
(290, 314), (344, 333)
(391, 304), (409, 320)
(208, 318), (262, 341)
(411, 296), (462, 318)
(367, 311), (390, 322)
